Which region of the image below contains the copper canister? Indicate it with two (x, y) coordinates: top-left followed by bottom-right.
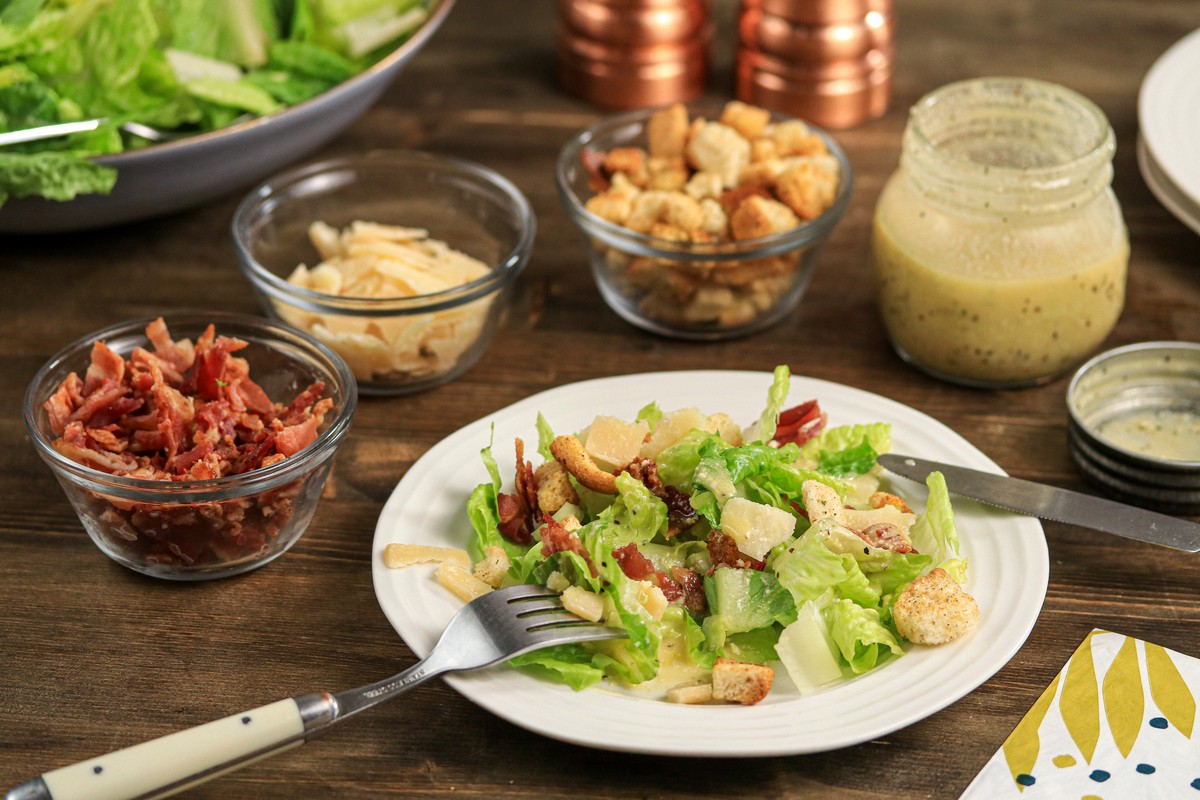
(735, 0), (894, 128)
(740, 0), (891, 26)
(556, 0), (711, 109)
(738, 6), (893, 62)
(736, 50), (891, 129)
(559, 0), (708, 46)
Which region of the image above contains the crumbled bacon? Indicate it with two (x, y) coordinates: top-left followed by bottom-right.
(612, 543), (684, 602)
(707, 530), (765, 571)
(623, 457), (697, 537)
(42, 318), (335, 568)
(540, 516), (598, 577)
(670, 565), (708, 615)
(496, 438), (537, 545)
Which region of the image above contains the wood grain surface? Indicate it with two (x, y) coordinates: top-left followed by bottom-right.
(2, 1), (1199, 798)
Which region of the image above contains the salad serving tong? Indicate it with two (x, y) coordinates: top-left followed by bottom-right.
(6, 585), (625, 800)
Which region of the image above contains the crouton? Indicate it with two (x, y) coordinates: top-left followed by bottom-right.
(535, 460), (579, 515)
(719, 100), (772, 141)
(685, 121), (751, 188)
(684, 170), (725, 201)
(549, 435), (617, 494)
(775, 158), (839, 220)
(801, 479), (846, 524)
(626, 190), (705, 235)
(729, 194), (801, 240)
(646, 157), (690, 192)
(870, 491), (913, 514)
(647, 102), (690, 159)
(604, 146), (649, 186)
(711, 657), (774, 704)
(471, 545), (511, 588)
(761, 120), (828, 158)
(584, 172), (641, 225)
(893, 568), (980, 645)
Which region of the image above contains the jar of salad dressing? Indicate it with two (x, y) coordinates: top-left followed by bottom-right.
(871, 77), (1129, 388)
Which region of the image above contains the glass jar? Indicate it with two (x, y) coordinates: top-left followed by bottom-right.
(871, 77), (1129, 388)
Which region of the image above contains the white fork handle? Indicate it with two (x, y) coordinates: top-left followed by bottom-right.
(8, 698), (310, 800)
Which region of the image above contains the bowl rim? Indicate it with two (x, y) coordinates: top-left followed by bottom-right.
(23, 311), (358, 500)
(554, 101), (855, 261)
(90, 0), (459, 166)
(231, 150), (537, 315)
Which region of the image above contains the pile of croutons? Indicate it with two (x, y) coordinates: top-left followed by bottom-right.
(585, 100), (841, 244)
(580, 101), (842, 330)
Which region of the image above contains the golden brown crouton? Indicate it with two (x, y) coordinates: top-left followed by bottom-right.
(893, 568), (980, 645)
(870, 491), (913, 514)
(647, 103), (690, 159)
(646, 157), (690, 192)
(719, 100), (772, 141)
(761, 120), (829, 157)
(775, 159), (839, 220)
(535, 460), (579, 515)
(685, 121), (751, 188)
(471, 545), (511, 588)
(584, 172), (641, 225)
(711, 657), (775, 704)
(549, 435), (617, 494)
(626, 190), (706, 235)
(729, 194), (801, 240)
(604, 146), (649, 186)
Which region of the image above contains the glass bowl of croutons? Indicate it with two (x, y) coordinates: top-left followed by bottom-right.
(233, 151), (536, 395)
(556, 101), (853, 339)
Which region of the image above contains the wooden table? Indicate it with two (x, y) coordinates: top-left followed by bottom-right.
(3, 1), (1199, 797)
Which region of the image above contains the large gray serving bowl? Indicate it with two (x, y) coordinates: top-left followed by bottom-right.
(0, 0), (455, 234)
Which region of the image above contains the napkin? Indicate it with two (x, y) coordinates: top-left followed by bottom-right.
(961, 630), (1200, 798)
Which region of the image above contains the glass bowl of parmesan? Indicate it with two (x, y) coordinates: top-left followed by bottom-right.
(232, 151), (536, 395)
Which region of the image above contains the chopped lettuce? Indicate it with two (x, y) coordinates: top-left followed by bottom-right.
(0, 0), (433, 206)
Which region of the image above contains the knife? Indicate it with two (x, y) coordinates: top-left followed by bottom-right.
(877, 453), (1200, 552)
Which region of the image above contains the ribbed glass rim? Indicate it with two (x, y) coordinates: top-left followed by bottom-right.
(232, 151), (536, 316)
(24, 311), (358, 502)
(555, 103), (855, 262)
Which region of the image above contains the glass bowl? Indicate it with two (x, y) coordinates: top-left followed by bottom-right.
(555, 103), (853, 340)
(232, 151), (536, 395)
(23, 312), (357, 580)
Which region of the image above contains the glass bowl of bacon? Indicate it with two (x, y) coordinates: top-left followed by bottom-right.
(23, 312), (357, 580)
(556, 101), (853, 340)
(232, 151), (536, 395)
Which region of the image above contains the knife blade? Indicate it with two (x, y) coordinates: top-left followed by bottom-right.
(877, 453), (1200, 552)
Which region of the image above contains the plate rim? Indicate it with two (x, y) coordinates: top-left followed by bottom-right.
(370, 369), (1050, 756)
(1139, 27), (1200, 209)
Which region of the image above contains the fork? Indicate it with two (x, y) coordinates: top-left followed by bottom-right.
(5, 585), (625, 800)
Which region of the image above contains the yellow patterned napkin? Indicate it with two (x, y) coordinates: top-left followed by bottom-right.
(961, 630), (1200, 798)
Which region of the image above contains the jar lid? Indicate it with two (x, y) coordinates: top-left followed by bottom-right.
(1066, 340), (1200, 512)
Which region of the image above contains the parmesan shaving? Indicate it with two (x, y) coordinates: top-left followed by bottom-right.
(281, 221), (494, 382)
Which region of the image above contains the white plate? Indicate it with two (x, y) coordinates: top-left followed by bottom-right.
(1139, 28), (1200, 211)
(1137, 135), (1200, 237)
(370, 371), (1049, 756)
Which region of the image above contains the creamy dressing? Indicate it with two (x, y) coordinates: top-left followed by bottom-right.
(1095, 408), (1200, 462)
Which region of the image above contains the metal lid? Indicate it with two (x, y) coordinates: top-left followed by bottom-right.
(1066, 340), (1200, 511)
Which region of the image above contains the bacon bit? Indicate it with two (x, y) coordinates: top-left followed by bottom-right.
(611, 542), (685, 602)
(581, 147), (610, 193)
(707, 530), (765, 571)
(623, 457), (697, 537)
(670, 566), (708, 614)
(541, 516), (598, 577)
(83, 341), (125, 394)
(496, 493), (533, 545)
(275, 416), (319, 457)
(773, 400), (827, 446)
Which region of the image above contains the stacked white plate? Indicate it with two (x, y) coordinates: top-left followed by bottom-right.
(1138, 27), (1200, 236)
